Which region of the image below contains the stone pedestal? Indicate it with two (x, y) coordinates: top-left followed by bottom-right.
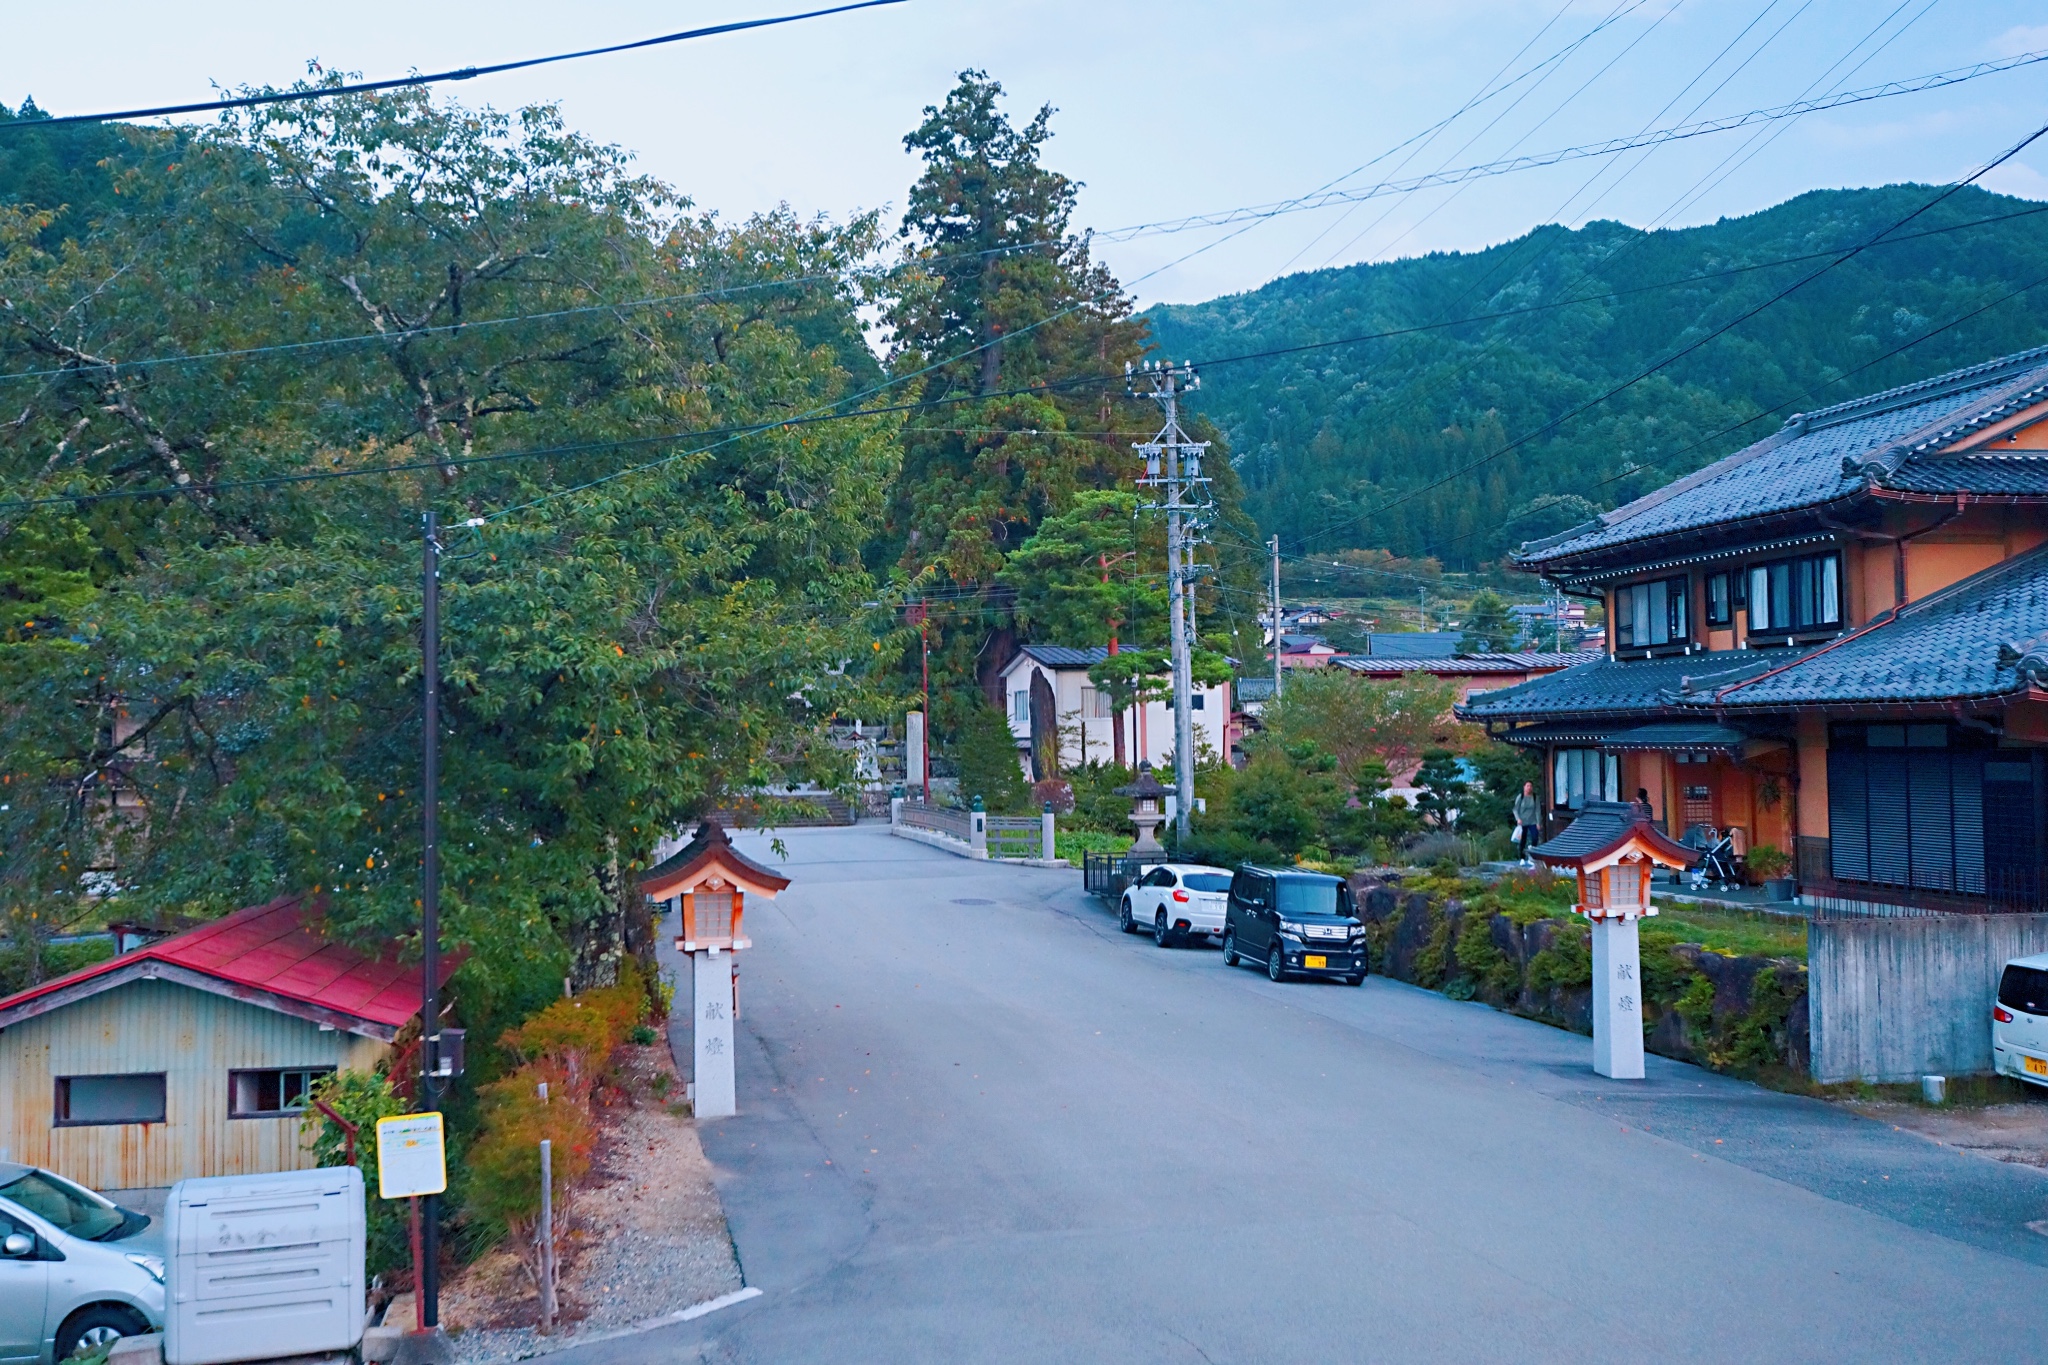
(692, 949), (737, 1118)
(1589, 916), (1645, 1080)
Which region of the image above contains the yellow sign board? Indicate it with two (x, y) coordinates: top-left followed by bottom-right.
(375, 1112), (447, 1199)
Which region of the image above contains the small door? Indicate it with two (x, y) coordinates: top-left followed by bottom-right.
(0, 1207), (49, 1364)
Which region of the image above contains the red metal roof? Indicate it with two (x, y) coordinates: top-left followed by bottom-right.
(0, 894), (441, 1031)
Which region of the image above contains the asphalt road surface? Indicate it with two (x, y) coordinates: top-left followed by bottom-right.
(562, 824), (2048, 1363)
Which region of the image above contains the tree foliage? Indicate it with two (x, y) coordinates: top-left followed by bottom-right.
(1258, 669), (1462, 786)
(0, 83), (898, 989)
(1147, 185), (2048, 565)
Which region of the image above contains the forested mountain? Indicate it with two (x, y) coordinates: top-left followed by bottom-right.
(1145, 185), (2048, 567)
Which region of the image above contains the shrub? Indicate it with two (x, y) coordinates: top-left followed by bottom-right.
(944, 696), (1030, 813)
(464, 1065), (594, 1303)
(1031, 777), (1075, 813)
(302, 1069), (409, 1277)
(1746, 843), (1791, 882)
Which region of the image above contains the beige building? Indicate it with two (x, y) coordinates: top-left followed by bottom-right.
(0, 895), (431, 1190)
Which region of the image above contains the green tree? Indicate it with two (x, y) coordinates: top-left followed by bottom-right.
(0, 83), (898, 994)
(1258, 669), (1461, 789)
(1413, 750), (1471, 830)
(945, 696), (1030, 812)
(1458, 590), (1517, 653)
(1462, 741), (1540, 835)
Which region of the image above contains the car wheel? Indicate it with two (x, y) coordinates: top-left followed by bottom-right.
(1119, 898), (1135, 933)
(56, 1305), (146, 1362)
(1220, 930), (1238, 967)
(1154, 910), (1173, 947)
(1268, 943), (1287, 983)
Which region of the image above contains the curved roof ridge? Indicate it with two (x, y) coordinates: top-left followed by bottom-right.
(1803, 342), (2048, 430)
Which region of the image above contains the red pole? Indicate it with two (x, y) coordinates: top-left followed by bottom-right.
(407, 1196), (425, 1328)
(921, 608), (931, 803)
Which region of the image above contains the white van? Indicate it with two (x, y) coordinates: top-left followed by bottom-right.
(1993, 952), (2048, 1089)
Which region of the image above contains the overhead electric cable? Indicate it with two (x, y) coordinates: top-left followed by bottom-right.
(0, 0), (905, 132)
(1094, 43), (2048, 242)
(1292, 111), (2048, 549)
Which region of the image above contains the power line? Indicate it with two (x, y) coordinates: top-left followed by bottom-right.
(0, 0), (905, 132)
(1294, 111), (2048, 549)
(1094, 45), (2048, 242)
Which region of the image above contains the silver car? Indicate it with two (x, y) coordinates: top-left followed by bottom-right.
(0, 1163), (164, 1364)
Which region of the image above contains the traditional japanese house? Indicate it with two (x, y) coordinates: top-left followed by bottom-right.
(1459, 344), (2048, 915)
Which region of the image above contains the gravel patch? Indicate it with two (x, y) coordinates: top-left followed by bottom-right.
(427, 1045), (743, 1363)
(1850, 1099), (2048, 1169)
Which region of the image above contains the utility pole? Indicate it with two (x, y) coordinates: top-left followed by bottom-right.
(1128, 360), (1209, 842)
(418, 511), (445, 1344)
(1270, 535), (1283, 700)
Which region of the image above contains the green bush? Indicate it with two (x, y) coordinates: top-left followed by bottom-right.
(944, 697), (1030, 813)
(302, 1070), (409, 1277)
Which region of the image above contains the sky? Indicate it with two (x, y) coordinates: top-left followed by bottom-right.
(5, 0), (2048, 307)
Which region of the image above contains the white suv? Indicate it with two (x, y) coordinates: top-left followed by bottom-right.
(1119, 864), (1234, 946)
(0, 1163), (164, 1364)
(1993, 952), (2048, 1089)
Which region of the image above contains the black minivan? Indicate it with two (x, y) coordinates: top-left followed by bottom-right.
(1221, 866), (1368, 985)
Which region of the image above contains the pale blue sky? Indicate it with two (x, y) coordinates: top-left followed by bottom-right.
(5, 1), (2047, 305)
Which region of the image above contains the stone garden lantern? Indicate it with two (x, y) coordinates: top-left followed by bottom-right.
(1533, 801), (1697, 1080)
(642, 821), (789, 1118)
(1115, 761), (1172, 857)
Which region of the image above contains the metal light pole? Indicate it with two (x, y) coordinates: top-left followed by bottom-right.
(419, 510), (443, 1336)
(1128, 361), (1208, 842)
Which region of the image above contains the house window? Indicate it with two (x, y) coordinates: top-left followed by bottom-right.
(1080, 687), (1111, 719)
(1553, 749), (1619, 811)
(229, 1068), (335, 1119)
(1746, 552), (1840, 635)
(1009, 690), (1029, 724)
(1190, 693), (1204, 710)
(1615, 576), (1688, 648)
(54, 1073), (166, 1127)
(1705, 572), (1733, 627)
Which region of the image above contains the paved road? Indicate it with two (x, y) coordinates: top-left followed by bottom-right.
(568, 825), (2048, 1363)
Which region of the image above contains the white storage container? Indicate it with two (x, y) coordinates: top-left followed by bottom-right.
(164, 1165), (366, 1365)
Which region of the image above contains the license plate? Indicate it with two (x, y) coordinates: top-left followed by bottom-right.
(1304, 955), (1327, 969)
(2026, 1056), (2047, 1077)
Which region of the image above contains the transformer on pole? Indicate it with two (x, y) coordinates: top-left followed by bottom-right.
(1127, 360), (1210, 841)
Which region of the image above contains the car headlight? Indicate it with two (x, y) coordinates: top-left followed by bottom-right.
(1278, 921), (1306, 938)
(126, 1252), (165, 1284)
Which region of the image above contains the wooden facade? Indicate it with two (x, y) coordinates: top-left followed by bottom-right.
(0, 978), (385, 1190)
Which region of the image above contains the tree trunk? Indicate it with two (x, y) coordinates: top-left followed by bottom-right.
(568, 838), (628, 992)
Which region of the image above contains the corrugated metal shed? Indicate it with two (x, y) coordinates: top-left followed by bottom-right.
(0, 979), (385, 1189)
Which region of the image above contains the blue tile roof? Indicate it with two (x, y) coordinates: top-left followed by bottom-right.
(1519, 346), (2048, 565)
(1456, 650), (1786, 722)
(1016, 645), (1110, 669)
(1675, 543), (2048, 708)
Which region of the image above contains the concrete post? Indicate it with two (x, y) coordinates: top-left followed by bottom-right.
(1042, 804), (1056, 862)
(1590, 917), (1645, 1080)
(891, 794), (904, 826)
(692, 950), (737, 1118)
(906, 712), (926, 799)
(970, 797), (987, 859)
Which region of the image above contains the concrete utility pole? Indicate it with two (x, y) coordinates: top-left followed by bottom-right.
(419, 512), (444, 1339)
(1128, 360), (1209, 841)
(1270, 535), (1283, 700)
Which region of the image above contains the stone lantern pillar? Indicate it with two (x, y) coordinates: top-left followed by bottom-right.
(1115, 761), (1173, 857)
(640, 821), (791, 1119)
(1532, 801), (1698, 1080)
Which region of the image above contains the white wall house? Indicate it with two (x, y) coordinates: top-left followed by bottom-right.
(997, 645), (1229, 777)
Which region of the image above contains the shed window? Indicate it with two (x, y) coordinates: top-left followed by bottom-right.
(229, 1067), (334, 1118)
(54, 1073), (166, 1126)
(1009, 690), (1029, 724)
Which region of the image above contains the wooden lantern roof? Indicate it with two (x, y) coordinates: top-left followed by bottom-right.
(1532, 801), (1696, 922)
(1530, 801), (1698, 872)
(641, 821), (791, 901)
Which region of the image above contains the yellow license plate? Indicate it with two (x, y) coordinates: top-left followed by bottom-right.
(2025, 1056), (2047, 1077)
(1304, 955), (1327, 969)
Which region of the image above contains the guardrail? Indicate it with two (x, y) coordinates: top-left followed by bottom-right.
(1082, 850), (1169, 901)
(898, 801), (973, 843)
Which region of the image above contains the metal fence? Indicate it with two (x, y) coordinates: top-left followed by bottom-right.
(986, 816), (1042, 860)
(1082, 850), (1169, 901)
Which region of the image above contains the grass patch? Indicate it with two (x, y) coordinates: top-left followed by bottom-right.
(1815, 1074), (2043, 1107)
(1646, 905), (1806, 960)
(1056, 828), (1132, 859)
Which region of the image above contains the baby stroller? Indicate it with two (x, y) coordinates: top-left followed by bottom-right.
(1687, 826), (1741, 891)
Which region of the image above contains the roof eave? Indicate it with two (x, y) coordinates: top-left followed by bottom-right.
(0, 958), (402, 1040)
